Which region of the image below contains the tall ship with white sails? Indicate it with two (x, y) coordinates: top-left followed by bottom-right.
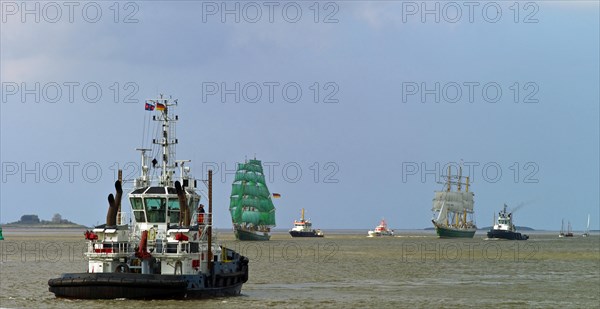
(48, 95), (249, 299)
(431, 166), (476, 238)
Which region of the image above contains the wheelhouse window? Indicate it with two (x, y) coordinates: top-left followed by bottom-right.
(145, 197), (166, 223)
(167, 198), (180, 223)
(130, 197), (146, 222)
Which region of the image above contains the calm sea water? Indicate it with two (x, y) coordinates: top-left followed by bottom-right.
(1, 229), (598, 308)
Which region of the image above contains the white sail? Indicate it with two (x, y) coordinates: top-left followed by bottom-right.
(462, 192), (474, 212)
(432, 191), (473, 212)
(583, 214), (590, 236)
(587, 214), (590, 230)
(435, 200), (448, 223)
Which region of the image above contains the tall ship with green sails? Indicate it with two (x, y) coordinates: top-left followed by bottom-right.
(431, 166), (476, 238)
(229, 159), (276, 241)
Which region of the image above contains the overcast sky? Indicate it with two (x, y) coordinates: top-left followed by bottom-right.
(1, 1), (598, 230)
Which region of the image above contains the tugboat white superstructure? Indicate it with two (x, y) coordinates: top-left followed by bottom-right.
(289, 208), (324, 237)
(49, 96), (249, 299)
(486, 204), (529, 240)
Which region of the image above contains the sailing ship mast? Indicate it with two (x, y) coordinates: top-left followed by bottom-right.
(229, 159), (276, 240)
(583, 214), (590, 237)
(432, 166), (474, 227)
(431, 164), (476, 238)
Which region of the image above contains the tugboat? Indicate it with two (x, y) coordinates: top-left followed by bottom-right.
(368, 219), (394, 237)
(431, 166), (476, 238)
(289, 208), (324, 237)
(486, 204), (529, 240)
(48, 96), (249, 299)
(229, 158), (276, 241)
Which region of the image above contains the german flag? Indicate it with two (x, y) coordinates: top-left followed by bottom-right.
(272, 193), (281, 198)
(156, 103), (166, 110)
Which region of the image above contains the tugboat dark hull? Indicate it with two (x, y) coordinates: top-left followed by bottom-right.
(49, 271), (246, 299)
(289, 230), (323, 237)
(487, 229), (529, 240)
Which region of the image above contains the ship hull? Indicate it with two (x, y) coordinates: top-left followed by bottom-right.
(432, 221), (476, 238)
(486, 229), (529, 240)
(289, 230), (323, 237)
(235, 227), (270, 241)
(367, 231), (394, 237)
(48, 272), (245, 299)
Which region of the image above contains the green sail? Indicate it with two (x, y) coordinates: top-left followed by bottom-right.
(229, 158), (276, 227)
(234, 172), (265, 184)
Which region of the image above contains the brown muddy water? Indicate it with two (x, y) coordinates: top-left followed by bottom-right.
(1, 228), (598, 308)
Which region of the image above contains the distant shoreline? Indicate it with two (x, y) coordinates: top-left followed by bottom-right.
(3, 225), (596, 233)
(1, 224), (89, 229)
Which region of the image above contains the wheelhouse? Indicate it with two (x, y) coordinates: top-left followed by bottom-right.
(129, 186), (200, 225)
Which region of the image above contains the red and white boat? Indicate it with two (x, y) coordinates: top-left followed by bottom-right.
(368, 219), (394, 237)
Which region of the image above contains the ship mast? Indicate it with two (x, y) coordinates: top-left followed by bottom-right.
(457, 166), (462, 191)
(151, 95), (178, 187)
(135, 148), (151, 188)
(446, 166), (451, 192)
(208, 170), (213, 271)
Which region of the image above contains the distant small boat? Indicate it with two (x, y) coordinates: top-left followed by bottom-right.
(289, 208), (323, 238)
(566, 221), (574, 237)
(559, 219), (565, 237)
(368, 219), (394, 237)
(560, 219), (574, 238)
(486, 204), (528, 240)
(582, 214), (590, 237)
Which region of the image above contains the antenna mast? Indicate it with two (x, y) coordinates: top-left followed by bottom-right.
(150, 94), (178, 186)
